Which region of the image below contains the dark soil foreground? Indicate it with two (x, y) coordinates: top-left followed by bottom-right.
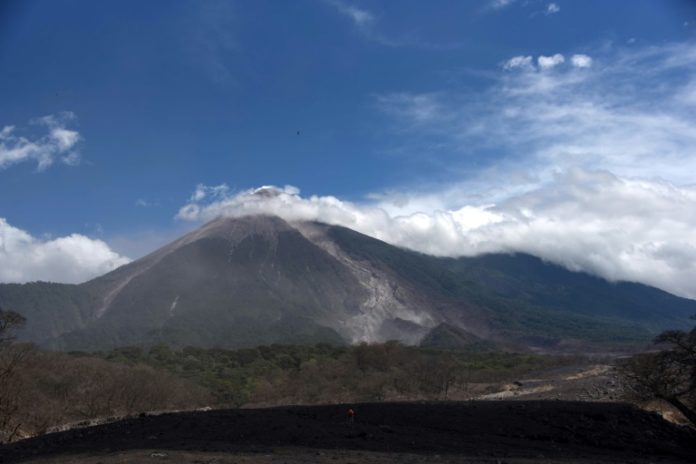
(1, 401), (694, 463)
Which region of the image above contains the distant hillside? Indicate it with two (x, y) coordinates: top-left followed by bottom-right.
(420, 323), (496, 352)
(1, 215), (694, 351)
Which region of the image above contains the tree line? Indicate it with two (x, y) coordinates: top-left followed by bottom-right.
(90, 341), (579, 407)
(1, 307), (694, 442)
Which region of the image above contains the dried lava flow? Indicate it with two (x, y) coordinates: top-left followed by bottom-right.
(1, 402), (694, 463)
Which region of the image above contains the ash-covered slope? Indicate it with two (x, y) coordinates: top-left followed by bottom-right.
(5, 216), (445, 350)
(2, 215), (695, 351)
(58, 216), (380, 349)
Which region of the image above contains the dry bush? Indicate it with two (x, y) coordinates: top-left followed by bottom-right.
(0, 347), (213, 442)
(0, 310), (28, 442)
(619, 319), (696, 427)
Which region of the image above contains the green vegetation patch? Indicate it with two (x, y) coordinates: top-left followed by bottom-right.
(84, 342), (584, 407)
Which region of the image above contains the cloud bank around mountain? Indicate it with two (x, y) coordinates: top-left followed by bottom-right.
(0, 218), (130, 284)
(178, 42), (696, 299)
(177, 176), (696, 300)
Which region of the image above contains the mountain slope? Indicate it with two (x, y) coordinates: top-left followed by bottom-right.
(1, 215), (694, 351)
(323, 225), (694, 342)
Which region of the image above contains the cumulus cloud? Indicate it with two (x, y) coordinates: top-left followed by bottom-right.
(0, 112), (81, 171)
(0, 218), (130, 284)
(537, 53), (565, 70)
(504, 55), (534, 71)
(176, 184), (507, 243)
(570, 54), (592, 68)
(504, 53), (592, 72)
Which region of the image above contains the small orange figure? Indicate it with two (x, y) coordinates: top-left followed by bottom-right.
(347, 408), (355, 426)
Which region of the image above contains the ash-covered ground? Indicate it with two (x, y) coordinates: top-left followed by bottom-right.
(2, 401), (694, 464)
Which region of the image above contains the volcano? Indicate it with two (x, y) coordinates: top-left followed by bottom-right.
(2, 215), (694, 351)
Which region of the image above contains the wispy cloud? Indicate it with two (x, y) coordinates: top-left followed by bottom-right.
(325, 0), (377, 38)
(489, 0), (559, 17)
(186, 0), (237, 83)
(545, 3), (560, 15)
(374, 93), (444, 124)
(0, 112), (81, 171)
(326, 0), (375, 30)
(490, 0), (516, 9)
(135, 198), (161, 208)
(324, 0), (463, 49)
(379, 43), (696, 184)
(190, 183), (229, 202)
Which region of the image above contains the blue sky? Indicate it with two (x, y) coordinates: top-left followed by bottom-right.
(2, 0), (696, 297)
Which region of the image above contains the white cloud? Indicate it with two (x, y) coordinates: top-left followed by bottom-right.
(325, 0), (463, 49)
(0, 112), (81, 171)
(537, 53), (565, 70)
(503, 55), (534, 71)
(380, 43), (696, 185)
(375, 93), (443, 123)
(327, 0), (375, 29)
(0, 218), (130, 284)
(135, 198), (160, 208)
(504, 53), (591, 72)
(490, 0), (516, 9)
(546, 3), (560, 15)
(190, 183), (229, 202)
(177, 175), (696, 299)
(175, 42), (696, 299)
(187, 0), (237, 83)
(570, 54), (593, 68)
(365, 42), (696, 297)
